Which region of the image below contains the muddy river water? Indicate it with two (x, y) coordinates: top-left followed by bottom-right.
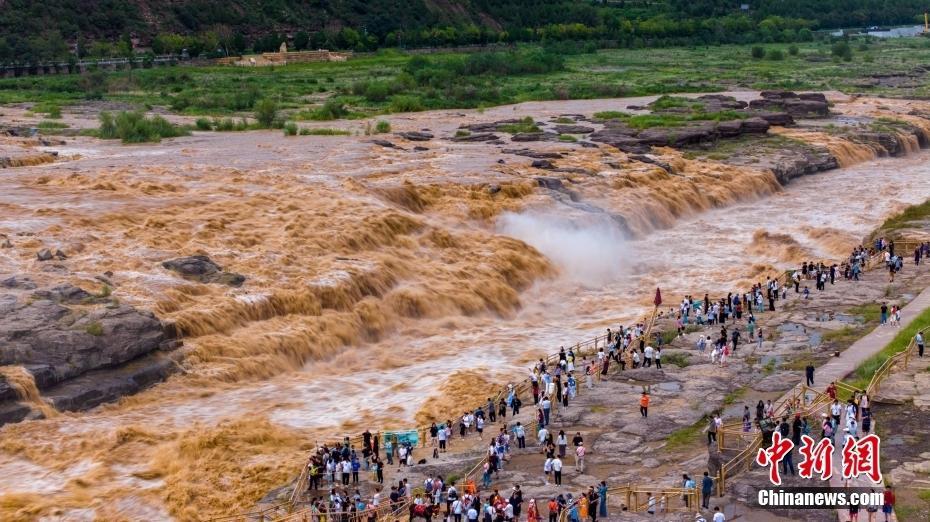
(1, 95), (929, 519)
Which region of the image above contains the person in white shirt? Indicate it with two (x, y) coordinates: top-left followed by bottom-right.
(551, 456), (563, 485)
(538, 426), (549, 445)
(466, 505), (478, 522)
(644, 345), (654, 367)
(713, 506), (726, 522)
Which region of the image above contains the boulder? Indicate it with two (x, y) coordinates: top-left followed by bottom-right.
(535, 177), (564, 191)
(783, 99), (829, 117)
(637, 124), (717, 147)
(369, 139), (402, 149)
(510, 132), (558, 142)
(798, 92), (828, 103)
(36, 249), (53, 261)
(629, 155), (674, 174)
(741, 117), (771, 134)
(162, 255), (245, 286)
(760, 90), (798, 99)
(0, 287), (180, 424)
(0, 238), (11, 248)
(553, 125), (595, 134)
(501, 149), (563, 159)
(452, 133), (498, 142)
(396, 131), (433, 141)
(31, 284), (92, 304)
(1, 276), (37, 290)
(754, 111), (795, 126)
(531, 160), (555, 169)
(716, 120), (744, 138)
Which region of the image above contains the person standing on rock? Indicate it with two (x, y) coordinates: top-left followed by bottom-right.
(597, 481), (608, 518)
(707, 415), (718, 445)
(917, 331), (925, 357)
(552, 455), (563, 486)
(640, 390), (650, 418)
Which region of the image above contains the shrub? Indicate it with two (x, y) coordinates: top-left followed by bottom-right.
(558, 134), (577, 142)
(253, 98), (278, 128)
(47, 105), (62, 119)
(97, 111), (190, 143)
(374, 120), (391, 133)
(37, 121), (69, 129)
(85, 322), (104, 336)
(751, 46), (765, 59)
(389, 95), (424, 113)
(309, 100), (350, 120)
(766, 48), (785, 61)
(788, 45), (799, 56)
(283, 122), (298, 136)
(832, 41), (853, 61)
(195, 118), (212, 131)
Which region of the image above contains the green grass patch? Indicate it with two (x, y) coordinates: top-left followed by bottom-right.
(498, 117), (540, 134)
(374, 120), (391, 133)
(299, 128), (351, 136)
(662, 352), (690, 368)
(845, 306), (930, 390)
(870, 198), (930, 240)
(649, 95), (696, 110)
(666, 417), (707, 450)
(37, 120), (69, 129)
(554, 117), (574, 124)
(593, 111), (630, 120)
(558, 134), (577, 142)
(97, 111), (190, 143)
(283, 122), (298, 136)
(85, 322), (104, 336)
(723, 387), (747, 406)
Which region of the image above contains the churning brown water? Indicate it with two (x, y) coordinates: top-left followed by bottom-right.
(1, 94), (930, 520)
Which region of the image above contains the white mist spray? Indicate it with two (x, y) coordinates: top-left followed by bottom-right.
(497, 210), (629, 288)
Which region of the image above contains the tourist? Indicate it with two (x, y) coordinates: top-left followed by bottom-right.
(707, 415), (718, 445)
(880, 303), (888, 325)
(640, 391), (650, 418)
(917, 331), (925, 357)
(551, 455), (563, 486)
(701, 472), (714, 509)
(713, 506), (725, 522)
(575, 442), (585, 473)
(805, 363), (815, 386)
(598, 481), (608, 518)
(543, 457), (553, 485)
(526, 499), (540, 522)
(882, 486), (895, 522)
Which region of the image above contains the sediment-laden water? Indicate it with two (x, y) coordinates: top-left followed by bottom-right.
(1, 95), (930, 520)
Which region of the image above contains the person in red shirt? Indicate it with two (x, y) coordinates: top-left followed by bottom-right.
(882, 486), (895, 521)
(826, 381), (837, 401)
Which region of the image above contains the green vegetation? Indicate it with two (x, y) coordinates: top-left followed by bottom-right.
(870, 198), (930, 240)
(97, 111), (190, 143)
(662, 352), (690, 368)
(849, 303), (882, 325)
(762, 358), (777, 375)
(498, 117), (541, 134)
(846, 307), (930, 390)
(558, 134), (577, 142)
(374, 120), (391, 133)
(299, 128), (351, 136)
(649, 95), (693, 110)
(194, 117), (212, 131)
(751, 46), (766, 59)
(253, 98), (278, 128)
(36, 120), (69, 129)
(832, 40), (854, 61)
(85, 322), (104, 336)
(97, 284), (112, 298)
(454, 129), (471, 138)
(666, 417), (707, 451)
(722, 387), (746, 406)
(6, 37), (930, 122)
(766, 48), (785, 61)
(283, 122), (298, 136)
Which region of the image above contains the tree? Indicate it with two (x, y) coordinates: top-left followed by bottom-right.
(294, 31), (310, 51)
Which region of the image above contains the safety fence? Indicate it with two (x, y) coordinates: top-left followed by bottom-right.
(712, 321), (925, 497)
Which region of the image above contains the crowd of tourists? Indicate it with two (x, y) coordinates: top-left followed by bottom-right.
(294, 240), (921, 522)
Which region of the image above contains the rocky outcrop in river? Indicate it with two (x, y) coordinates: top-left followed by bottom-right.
(0, 280), (180, 424)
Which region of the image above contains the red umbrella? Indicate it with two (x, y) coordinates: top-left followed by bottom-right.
(654, 288), (662, 307)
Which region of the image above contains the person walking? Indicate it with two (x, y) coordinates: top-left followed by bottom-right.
(574, 442), (585, 473)
(707, 415), (718, 445)
(551, 456), (563, 486)
(701, 472), (714, 509)
(805, 363), (815, 386)
(917, 331), (925, 357)
(639, 391), (650, 418)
